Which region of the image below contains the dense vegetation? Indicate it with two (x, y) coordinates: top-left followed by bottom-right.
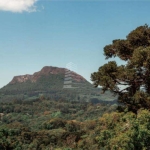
(1, 99), (150, 149)
(0, 98), (116, 149)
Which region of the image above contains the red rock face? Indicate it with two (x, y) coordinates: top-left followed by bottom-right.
(9, 66), (87, 84)
(71, 71), (86, 82)
(10, 75), (32, 84)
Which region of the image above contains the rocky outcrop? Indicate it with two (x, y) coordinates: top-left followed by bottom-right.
(9, 66), (87, 84)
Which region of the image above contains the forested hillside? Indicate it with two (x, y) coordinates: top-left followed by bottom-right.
(0, 66), (116, 103)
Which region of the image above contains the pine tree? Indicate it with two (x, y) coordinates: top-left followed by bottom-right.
(91, 24), (150, 113)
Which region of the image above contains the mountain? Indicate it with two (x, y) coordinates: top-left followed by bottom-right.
(10, 66), (87, 84)
(0, 66), (117, 103)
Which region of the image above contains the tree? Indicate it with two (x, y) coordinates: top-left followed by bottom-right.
(91, 24), (150, 113)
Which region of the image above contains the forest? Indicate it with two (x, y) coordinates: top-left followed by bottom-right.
(0, 98), (116, 149)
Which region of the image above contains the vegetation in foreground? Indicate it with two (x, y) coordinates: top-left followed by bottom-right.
(1, 99), (150, 149)
(0, 98), (116, 150)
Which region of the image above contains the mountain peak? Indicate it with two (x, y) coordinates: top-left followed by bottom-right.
(39, 66), (65, 75)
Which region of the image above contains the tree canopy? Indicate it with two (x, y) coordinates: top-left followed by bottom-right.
(91, 24), (150, 113)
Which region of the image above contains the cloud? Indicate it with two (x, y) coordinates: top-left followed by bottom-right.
(0, 0), (38, 13)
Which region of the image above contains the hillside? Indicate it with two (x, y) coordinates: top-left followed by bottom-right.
(0, 66), (116, 102)
(9, 66), (87, 84)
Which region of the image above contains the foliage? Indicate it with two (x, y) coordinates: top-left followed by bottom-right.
(91, 24), (150, 113)
(95, 109), (150, 150)
(0, 98), (116, 149)
(1, 102), (150, 149)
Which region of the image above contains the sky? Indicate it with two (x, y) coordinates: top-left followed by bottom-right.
(0, 0), (150, 88)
